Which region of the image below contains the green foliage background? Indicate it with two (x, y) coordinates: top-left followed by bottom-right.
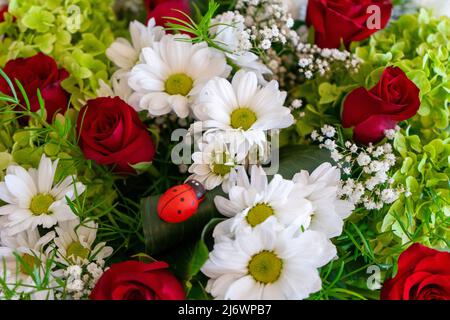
(0, 0), (448, 300)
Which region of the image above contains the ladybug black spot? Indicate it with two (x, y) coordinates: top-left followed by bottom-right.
(180, 197), (184, 202)
(173, 189), (177, 192)
(192, 200), (195, 206)
(177, 210), (182, 214)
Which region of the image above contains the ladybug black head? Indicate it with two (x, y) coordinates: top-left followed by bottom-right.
(186, 179), (206, 200)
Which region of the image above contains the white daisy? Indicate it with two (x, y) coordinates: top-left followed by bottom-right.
(201, 219), (336, 300)
(192, 70), (294, 149)
(106, 19), (165, 71)
(188, 137), (245, 193)
(211, 12), (272, 84)
(0, 155), (85, 235)
(103, 19), (165, 105)
(53, 218), (113, 266)
(0, 229), (55, 291)
(291, 163), (354, 238)
(96, 70), (133, 102)
(128, 34), (231, 118)
(213, 166), (312, 239)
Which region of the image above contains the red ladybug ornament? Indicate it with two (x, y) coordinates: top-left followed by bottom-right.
(157, 180), (206, 223)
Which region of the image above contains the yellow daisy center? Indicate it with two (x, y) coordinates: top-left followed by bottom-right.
(30, 194), (54, 215)
(246, 203), (274, 227)
(165, 73), (193, 96)
(66, 241), (90, 261)
(230, 108), (257, 130)
(212, 163), (233, 176)
(20, 254), (41, 276)
(211, 152), (234, 176)
(248, 251), (283, 284)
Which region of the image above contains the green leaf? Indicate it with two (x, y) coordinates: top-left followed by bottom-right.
(407, 70), (431, 96)
(0, 152), (13, 170)
(394, 133), (407, 158)
(141, 145), (331, 254)
(417, 153), (428, 174)
(318, 83), (342, 104)
(44, 143), (60, 157)
(80, 33), (106, 56)
(34, 34), (56, 54)
(159, 218), (224, 282)
(365, 66), (385, 88)
(189, 238), (211, 276)
(401, 156), (414, 175)
(406, 176), (420, 194)
(407, 135), (422, 153)
(186, 279), (211, 300)
(277, 145), (334, 179)
(22, 6), (55, 33)
(14, 79), (31, 111)
(130, 162), (161, 177)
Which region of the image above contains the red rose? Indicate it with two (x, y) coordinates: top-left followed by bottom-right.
(306, 0), (392, 48)
(0, 53), (69, 122)
(77, 97), (156, 174)
(342, 66), (420, 144)
(381, 244), (450, 300)
(90, 261), (185, 300)
(145, 0), (191, 30)
(0, 4), (8, 22)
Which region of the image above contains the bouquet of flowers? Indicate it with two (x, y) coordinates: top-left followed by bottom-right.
(0, 0), (448, 301)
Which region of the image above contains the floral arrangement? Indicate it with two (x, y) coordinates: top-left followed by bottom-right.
(0, 0), (448, 301)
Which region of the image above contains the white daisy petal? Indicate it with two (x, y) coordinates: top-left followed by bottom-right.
(4, 174), (34, 200)
(224, 275), (262, 300)
(232, 70), (258, 107)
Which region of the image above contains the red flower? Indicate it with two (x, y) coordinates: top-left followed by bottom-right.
(76, 97), (156, 174)
(0, 53), (70, 122)
(144, 0), (191, 30)
(0, 4), (8, 22)
(90, 261), (185, 300)
(342, 66), (420, 144)
(381, 244), (450, 300)
(306, 0), (392, 49)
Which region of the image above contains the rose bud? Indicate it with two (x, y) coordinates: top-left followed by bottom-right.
(77, 97), (156, 174)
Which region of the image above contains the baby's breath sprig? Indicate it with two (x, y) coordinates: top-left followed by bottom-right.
(312, 124), (405, 210)
(58, 262), (106, 300)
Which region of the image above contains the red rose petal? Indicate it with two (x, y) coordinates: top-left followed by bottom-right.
(146, 0), (191, 30)
(307, 0), (392, 49)
(0, 53), (70, 122)
(342, 87), (380, 127)
(397, 243), (438, 275)
(90, 261), (185, 300)
(381, 244), (450, 300)
(416, 274), (450, 300)
(353, 114), (397, 144)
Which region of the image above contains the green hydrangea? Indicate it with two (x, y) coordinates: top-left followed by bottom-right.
(354, 10), (450, 259)
(290, 10), (449, 266)
(0, 0), (125, 108)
